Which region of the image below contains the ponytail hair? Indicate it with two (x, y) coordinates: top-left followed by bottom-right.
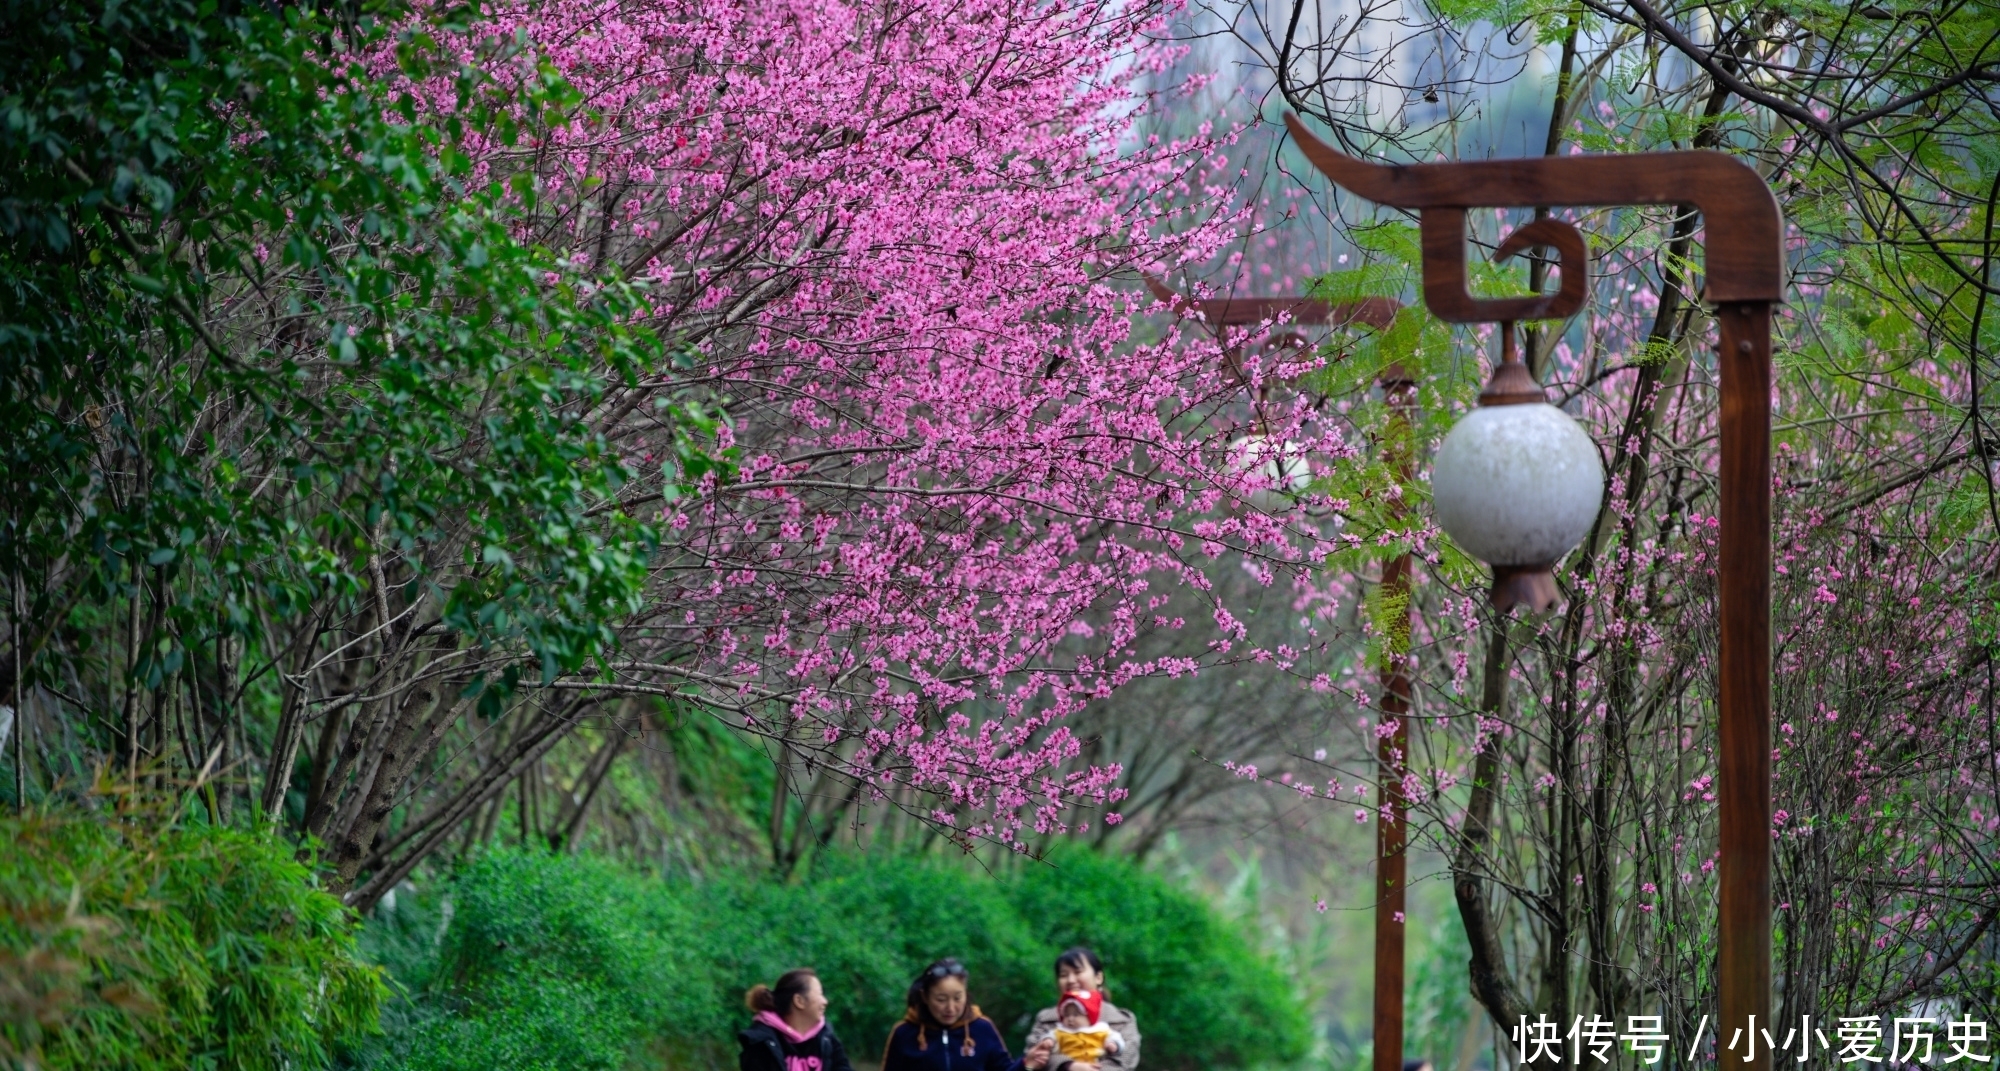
(745, 968), (819, 1015)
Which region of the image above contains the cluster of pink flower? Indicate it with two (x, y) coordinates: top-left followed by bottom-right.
(391, 0), (1353, 847)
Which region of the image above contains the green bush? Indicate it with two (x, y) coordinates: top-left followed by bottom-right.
(0, 806), (387, 1070)
(381, 853), (711, 1071)
(361, 849), (1308, 1071)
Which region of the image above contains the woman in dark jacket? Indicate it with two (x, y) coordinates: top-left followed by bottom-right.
(881, 958), (1050, 1071)
(740, 968), (855, 1071)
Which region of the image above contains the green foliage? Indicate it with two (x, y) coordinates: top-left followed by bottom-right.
(377, 853), (696, 1071)
(1302, 227), (1490, 625)
(0, 801), (386, 1070)
(1364, 580), (1414, 664)
(1400, 906), (1473, 1071)
(352, 848), (1309, 1071)
(0, 0), (717, 756)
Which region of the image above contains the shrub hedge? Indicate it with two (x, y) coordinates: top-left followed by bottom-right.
(0, 807), (386, 1070)
(359, 849), (1310, 1071)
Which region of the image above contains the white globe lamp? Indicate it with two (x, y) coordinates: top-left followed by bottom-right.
(1430, 324), (1604, 612)
(1227, 433), (1312, 510)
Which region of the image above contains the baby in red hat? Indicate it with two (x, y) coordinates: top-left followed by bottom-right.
(1053, 990), (1125, 1065)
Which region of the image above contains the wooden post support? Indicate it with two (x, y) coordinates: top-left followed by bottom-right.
(1149, 278), (1418, 1071)
(1374, 364), (1417, 1071)
(1716, 302), (1773, 1071)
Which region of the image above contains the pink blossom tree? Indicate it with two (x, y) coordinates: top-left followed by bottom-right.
(321, 0), (1361, 902)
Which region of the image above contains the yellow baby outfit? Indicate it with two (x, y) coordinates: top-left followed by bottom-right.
(1051, 991), (1122, 1065)
(1054, 1024), (1118, 1064)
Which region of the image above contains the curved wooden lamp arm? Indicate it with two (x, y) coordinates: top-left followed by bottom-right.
(1284, 113), (1785, 303)
(1427, 214), (1591, 324)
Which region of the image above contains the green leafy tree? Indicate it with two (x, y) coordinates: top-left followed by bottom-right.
(0, 0), (707, 897)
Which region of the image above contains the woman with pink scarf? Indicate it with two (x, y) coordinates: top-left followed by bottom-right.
(739, 968), (855, 1071)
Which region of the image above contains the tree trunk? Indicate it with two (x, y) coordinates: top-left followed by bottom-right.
(1455, 623), (1534, 1029)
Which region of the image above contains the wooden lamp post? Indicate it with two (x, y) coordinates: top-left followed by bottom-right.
(1283, 112), (1785, 1071)
(1146, 273), (1425, 1071)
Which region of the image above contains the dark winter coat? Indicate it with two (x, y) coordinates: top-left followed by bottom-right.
(738, 1018), (855, 1071)
(881, 1009), (1024, 1071)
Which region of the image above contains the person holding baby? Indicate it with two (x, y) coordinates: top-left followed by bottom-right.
(1022, 947), (1141, 1071)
